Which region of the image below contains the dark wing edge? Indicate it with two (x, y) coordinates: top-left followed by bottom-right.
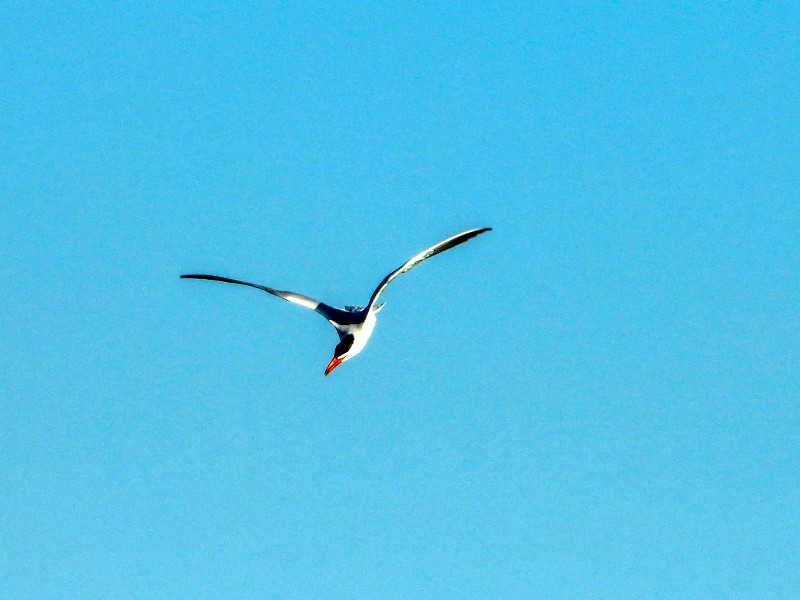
(180, 273), (354, 331)
(365, 227), (492, 311)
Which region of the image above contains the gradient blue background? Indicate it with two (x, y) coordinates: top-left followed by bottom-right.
(2, 2), (798, 598)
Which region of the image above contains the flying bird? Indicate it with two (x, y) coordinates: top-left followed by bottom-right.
(181, 227), (492, 376)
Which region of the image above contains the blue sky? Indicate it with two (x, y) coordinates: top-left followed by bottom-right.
(1, 2), (798, 598)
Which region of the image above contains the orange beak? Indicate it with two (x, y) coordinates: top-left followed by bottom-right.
(324, 356), (343, 377)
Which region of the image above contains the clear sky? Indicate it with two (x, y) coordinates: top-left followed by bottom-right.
(1, 2), (798, 598)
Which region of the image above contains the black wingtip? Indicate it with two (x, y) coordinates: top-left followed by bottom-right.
(180, 274), (228, 283)
(180, 274), (221, 281)
(466, 226), (492, 237)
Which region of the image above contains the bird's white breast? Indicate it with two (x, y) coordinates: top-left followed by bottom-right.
(347, 309), (378, 359)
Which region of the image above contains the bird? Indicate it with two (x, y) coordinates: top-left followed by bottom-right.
(181, 227), (492, 376)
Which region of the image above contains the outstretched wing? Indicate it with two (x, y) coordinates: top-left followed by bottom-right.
(365, 227), (492, 311)
(180, 274), (363, 334)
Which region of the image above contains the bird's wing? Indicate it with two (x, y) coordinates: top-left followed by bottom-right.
(180, 274), (362, 334)
(365, 227), (492, 311)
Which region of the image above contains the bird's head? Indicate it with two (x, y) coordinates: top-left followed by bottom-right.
(324, 334), (356, 377)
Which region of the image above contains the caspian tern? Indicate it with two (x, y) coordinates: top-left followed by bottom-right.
(181, 227), (491, 376)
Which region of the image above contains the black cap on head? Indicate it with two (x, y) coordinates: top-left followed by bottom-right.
(334, 334), (355, 358)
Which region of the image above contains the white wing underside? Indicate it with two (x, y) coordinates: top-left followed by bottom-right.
(365, 227), (492, 311)
(179, 274), (362, 337)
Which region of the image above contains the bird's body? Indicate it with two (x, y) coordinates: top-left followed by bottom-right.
(181, 227), (491, 376)
(344, 309), (377, 358)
